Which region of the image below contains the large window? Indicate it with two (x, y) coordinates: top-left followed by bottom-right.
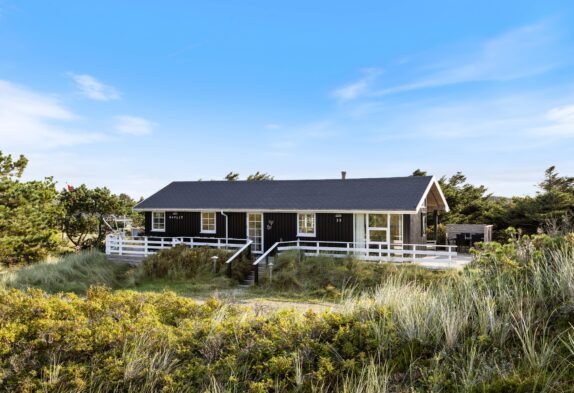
(366, 214), (403, 244)
(297, 213), (316, 237)
(367, 214), (388, 243)
(151, 211), (165, 232)
(201, 212), (216, 233)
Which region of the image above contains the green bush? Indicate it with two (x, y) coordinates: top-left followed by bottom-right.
(263, 251), (453, 297)
(136, 245), (251, 283)
(1, 236), (574, 391)
(0, 250), (130, 293)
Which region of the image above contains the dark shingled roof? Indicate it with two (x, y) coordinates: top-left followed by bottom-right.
(134, 176), (434, 212)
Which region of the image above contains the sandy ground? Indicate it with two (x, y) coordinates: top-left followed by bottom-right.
(193, 288), (341, 314)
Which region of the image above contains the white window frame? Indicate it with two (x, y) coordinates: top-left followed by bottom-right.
(200, 211), (217, 234)
(297, 213), (316, 237)
(151, 211), (165, 232)
(246, 212), (264, 253)
(367, 213), (389, 244)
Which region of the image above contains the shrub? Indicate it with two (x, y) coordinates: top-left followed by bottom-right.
(1, 236), (574, 391)
(262, 251), (452, 297)
(0, 250), (130, 293)
(136, 245), (251, 283)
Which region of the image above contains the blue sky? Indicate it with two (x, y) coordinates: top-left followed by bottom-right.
(1, 1), (574, 198)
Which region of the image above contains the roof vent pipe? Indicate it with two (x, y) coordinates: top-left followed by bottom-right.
(341, 171), (347, 180)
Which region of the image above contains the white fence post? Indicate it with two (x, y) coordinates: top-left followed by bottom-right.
(144, 237), (148, 257)
(105, 235), (110, 255)
(118, 236), (123, 256)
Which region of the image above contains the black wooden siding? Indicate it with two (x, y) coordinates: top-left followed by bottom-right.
(145, 212), (246, 239)
(262, 212), (353, 250)
(263, 213), (297, 250)
(145, 211), (420, 250)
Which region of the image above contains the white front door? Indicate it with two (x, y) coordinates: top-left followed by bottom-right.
(247, 213), (263, 253)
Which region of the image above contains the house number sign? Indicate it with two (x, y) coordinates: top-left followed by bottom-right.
(169, 212), (184, 220)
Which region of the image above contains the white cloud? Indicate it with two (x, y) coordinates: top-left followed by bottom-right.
(372, 93), (573, 142)
(534, 105), (574, 136)
(332, 68), (381, 101)
(371, 21), (567, 96)
(114, 115), (156, 135)
(69, 73), (120, 101)
(0, 80), (105, 150)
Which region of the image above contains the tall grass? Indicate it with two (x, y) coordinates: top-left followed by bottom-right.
(334, 237), (574, 391)
(2, 234), (574, 391)
(0, 250), (131, 293)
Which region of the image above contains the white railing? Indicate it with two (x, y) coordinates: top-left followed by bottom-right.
(105, 234), (250, 257)
(276, 240), (457, 264)
(250, 242), (281, 284)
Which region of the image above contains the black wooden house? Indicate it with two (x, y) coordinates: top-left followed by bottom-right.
(134, 175), (449, 254)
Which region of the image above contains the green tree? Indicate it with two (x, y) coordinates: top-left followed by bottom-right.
(538, 166), (574, 193)
(225, 172), (240, 181)
(500, 167), (574, 235)
(59, 185), (138, 249)
(414, 170), (494, 224)
(438, 172), (493, 224)
(246, 171), (274, 181)
(0, 152), (59, 266)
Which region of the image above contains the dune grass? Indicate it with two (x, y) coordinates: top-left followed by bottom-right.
(258, 251), (456, 299)
(0, 250), (132, 293)
(1, 234), (574, 391)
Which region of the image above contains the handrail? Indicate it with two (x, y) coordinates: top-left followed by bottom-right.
(277, 239), (456, 250)
(106, 234), (251, 257)
(225, 239), (253, 278)
(251, 241), (282, 285)
(225, 239), (253, 264)
(253, 241), (281, 266)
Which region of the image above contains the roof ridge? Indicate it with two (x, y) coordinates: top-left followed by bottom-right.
(170, 176), (433, 184)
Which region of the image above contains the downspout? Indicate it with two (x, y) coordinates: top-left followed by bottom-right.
(221, 211), (229, 244)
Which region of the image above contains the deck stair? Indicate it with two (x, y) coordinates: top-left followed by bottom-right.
(240, 256), (271, 287)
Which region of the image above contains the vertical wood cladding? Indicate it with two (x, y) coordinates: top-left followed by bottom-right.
(262, 212), (353, 250)
(403, 212), (425, 245)
(403, 214), (411, 244)
(221, 212), (247, 239)
(144, 211), (430, 251)
(145, 211), (246, 238)
(263, 213), (297, 250)
(315, 213), (353, 243)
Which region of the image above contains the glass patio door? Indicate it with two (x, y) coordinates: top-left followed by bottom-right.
(247, 213), (263, 253)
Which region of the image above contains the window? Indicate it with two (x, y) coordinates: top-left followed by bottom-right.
(390, 214), (403, 244)
(368, 214), (388, 228)
(367, 214), (388, 243)
(297, 213), (316, 236)
(151, 211), (165, 232)
(201, 212), (216, 233)
(247, 213), (263, 252)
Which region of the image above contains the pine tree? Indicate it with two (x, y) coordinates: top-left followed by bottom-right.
(0, 152), (59, 266)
